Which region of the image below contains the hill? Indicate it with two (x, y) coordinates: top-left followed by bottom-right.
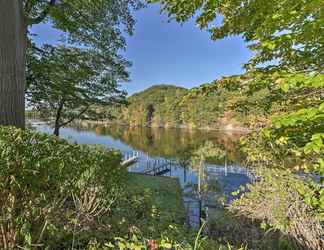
(114, 74), (274, 130)
(117, 84), (189, 128)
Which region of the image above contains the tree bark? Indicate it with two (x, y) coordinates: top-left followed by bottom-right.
(53, 100), (64, 137)
(0, 0), (27, 128)
(53, 125), (60, 137)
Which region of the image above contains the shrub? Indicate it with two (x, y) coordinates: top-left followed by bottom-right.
(0, 126), (124, 249)
(85, 226), (246, 250)
(230, 168), (324, 250)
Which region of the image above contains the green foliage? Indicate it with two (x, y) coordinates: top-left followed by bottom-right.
(107, 18), (323, 247)
(241, 72), (324, 176)
(25, 0), (143, 53)
(110, 1), (324, 248)
(18, 1), (324, 249)
(0, 126), (124, 249)
(236, 72), (324, 249)
(207, 207), (293, 250)
(107, 67), (323, 250)
(152, 0), (324, 71)
(193, 141), (226, 163)
(115, 85), (188, 127)
(231, 168), (324, 249)
(122, 174), (187, 233)
(85, 224), (245, 250)
(0, 127), (210, 249)
(22, 0), (144, 132)
(104, 225), (193, 250)
(113, 74), (277, 130)
(27, 44), (127, 135)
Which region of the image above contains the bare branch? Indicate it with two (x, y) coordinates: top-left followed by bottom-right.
(59, 105), (90, 127)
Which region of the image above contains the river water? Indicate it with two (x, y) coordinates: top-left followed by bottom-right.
(31, 122), (253, 228)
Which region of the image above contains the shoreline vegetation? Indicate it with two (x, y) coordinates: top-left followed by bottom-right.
(106, 80), (272, 133)
(27, 75), (272, 134)
(72, 119), (253, 133)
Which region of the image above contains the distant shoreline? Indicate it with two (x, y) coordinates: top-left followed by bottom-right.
(72, 119), (253, 133)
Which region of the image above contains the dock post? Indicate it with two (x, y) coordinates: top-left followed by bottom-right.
(224, 153), (227, 176)
(198, 193), (202, 229)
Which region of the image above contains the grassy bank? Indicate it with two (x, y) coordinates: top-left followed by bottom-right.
(126, 173), (186, 225)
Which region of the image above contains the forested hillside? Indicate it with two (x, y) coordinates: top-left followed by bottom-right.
(115, 72), (284, 131)
(116, 85), (188, 128)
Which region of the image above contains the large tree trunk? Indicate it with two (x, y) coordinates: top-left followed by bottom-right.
(0, 0), (26, 128)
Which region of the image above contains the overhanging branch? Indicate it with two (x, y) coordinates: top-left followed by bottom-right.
(24, 0), (34, 15)
(59, 105), (90, 127)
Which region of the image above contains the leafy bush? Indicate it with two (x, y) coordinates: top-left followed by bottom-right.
(0, 126), (124, 249)
(241, 73), (324, 175)
(85, 225), (246, 250)
(231, 168), (324, 250)
(235, 72), (324, 250)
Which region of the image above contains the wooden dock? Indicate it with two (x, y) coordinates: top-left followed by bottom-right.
(143, 159), (174, 176)
(121, 151), (140, 166)
(205, 165), (255, 182)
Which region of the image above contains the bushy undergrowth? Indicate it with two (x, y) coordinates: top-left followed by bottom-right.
(0, 126), (124, 249)
(230, 168), (324, 250)
(207, 208), (288, 250)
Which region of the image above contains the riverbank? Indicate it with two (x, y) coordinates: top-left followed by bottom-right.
(72, 119), (253, 133)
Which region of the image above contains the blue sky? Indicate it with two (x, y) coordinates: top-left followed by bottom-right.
(30, 4), (253, 95)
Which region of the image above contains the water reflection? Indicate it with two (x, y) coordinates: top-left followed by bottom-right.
(74, 123), (245, 165)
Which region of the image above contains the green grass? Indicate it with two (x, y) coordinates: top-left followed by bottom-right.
(126, 173), (186, 224)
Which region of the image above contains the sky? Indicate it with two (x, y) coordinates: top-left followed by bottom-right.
(30, 4), (253, 95)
